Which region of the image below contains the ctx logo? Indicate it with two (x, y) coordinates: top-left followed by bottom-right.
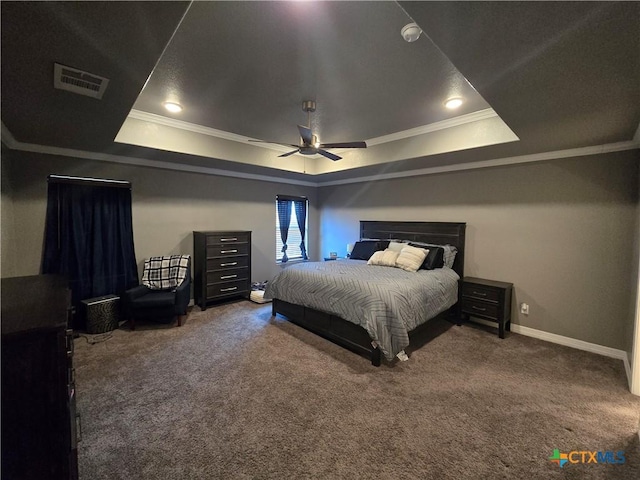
(549, 449), (625, 468)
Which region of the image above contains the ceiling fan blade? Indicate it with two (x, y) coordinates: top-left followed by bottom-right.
(317, 149), (341, 161)
(278, 149), (300, 158)
(297, 125), (313, 145)
(319, 141), (367, 149)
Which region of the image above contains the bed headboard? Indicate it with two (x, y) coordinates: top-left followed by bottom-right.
(360, 221), (466, 278)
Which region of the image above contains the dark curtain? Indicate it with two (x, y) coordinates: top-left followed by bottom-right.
(276, 199), (292, 263)
(42, 180), (139, 328)
(293, 199), (308, 260)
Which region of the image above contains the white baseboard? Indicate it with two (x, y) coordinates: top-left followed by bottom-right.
(468, 318), (628, 362)
(471, 318), (635, 393)
(624, 354), (632, 390)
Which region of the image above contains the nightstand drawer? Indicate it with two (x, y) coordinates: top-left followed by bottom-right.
(461, 298), (499, 320)
(462, 284), (500, 302)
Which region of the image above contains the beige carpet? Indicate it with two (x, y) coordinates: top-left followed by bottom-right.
(75, 300), (640, 479)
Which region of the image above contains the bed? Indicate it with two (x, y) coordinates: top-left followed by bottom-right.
(265, 221), (466, 366)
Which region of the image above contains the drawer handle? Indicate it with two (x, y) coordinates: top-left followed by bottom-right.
(471, 306), (487, 312)
(220, 262), (238, 267)
(221, 286), (238, 292)
(220, 238), (237, 242)
(472, 291), (487, 297)
(220, 274), (237, 280)
(221, 249), (238, 254)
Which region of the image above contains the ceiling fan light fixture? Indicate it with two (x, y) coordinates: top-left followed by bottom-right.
(163, 101), (183, 113)
(401, 23), (422, 43)
(249, 101), (366, 162)
(444, 97), (464, 109)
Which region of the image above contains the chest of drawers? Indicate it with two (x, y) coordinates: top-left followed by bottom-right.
(1, 275), (78, 480)
(461, 277), (513, 339)
(193, 231), (252, 310)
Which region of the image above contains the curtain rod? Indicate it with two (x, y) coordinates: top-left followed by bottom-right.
(47, 174), (131, 189)
(276, 194), (307, 201)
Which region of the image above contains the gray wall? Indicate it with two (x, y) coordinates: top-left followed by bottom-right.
(1, 149), (18, 277)
(629, 163), (640, 369)
(0, 150), (319, 283)
(317, 150), (640, 351)
(3, 147), (639, 353)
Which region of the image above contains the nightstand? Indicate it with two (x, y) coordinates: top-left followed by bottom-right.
(461, 277), (513, 339)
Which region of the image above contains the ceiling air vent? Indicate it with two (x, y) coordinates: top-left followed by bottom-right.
(53, 63), (109, 99)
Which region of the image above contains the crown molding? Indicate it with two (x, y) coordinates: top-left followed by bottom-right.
(3, 134), (317, 187)
(127, 109), (292, 153)
(2, 122), (637, 188)
(365, 108), (498, 146)
(1, 121), (18, 148)
(127, 108), (500, 151)
(316, 140), (640, 187)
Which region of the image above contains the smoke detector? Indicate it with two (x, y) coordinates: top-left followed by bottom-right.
(53, 63), (109, 99)
(401, 23), (422, 43)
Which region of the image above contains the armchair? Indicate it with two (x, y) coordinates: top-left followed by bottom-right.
(124, 255), (191, 330)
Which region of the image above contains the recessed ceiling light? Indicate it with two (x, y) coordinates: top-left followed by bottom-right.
(163, 101), (182, 113)
(445, 97), (463, 109)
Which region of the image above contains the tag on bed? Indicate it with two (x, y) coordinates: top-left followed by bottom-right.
(396, 350), (409, 361)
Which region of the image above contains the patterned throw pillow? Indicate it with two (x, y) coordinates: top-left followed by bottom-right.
(386, 241), (407, 252)
(395, 245), (429, 272)
(142, 255), (190, 290)
(367, 250), (400, 267)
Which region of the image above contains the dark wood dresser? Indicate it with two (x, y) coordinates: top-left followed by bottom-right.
(1, 275), (79, 480)
(460, 277), (513, 339)
(193, 231), (252, 310)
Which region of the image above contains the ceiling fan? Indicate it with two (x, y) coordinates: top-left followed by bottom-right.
(249, 100), (367, 161)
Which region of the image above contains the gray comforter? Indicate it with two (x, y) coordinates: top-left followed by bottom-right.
(264, 260), (459, 360)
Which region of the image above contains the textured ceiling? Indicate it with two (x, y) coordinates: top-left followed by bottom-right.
(1, 1), (638, 184)
(132, 1), (491, 144)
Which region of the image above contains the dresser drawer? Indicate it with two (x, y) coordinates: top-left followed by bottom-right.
(206, 256), (249, 271)
(461, 298), (499, 320)
(206, 267), (248, 285)
(206, 279), (249, 298)
(206, 243), (249, 258)
(206, 233), (250, 245)
(462, 283), (500, 302)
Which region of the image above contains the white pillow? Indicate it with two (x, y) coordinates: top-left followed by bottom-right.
(386, 241), (406, 252)
(395, 245), (429, 272)
(368, 250), (400, 267)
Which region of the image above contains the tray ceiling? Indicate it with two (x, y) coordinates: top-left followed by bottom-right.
(1, 1), (638, 184)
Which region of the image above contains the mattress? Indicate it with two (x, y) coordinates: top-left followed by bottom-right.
(264, 259), (459, 360)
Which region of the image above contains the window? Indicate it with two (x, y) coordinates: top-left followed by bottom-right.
(276, 195), (308, 263)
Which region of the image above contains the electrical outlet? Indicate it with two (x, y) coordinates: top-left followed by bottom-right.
(520, 303), (529, 315)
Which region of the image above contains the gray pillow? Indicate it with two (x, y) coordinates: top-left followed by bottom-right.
(408, 242), (445, 270)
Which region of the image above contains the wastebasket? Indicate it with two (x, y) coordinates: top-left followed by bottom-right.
(81, 294), (120, 334)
